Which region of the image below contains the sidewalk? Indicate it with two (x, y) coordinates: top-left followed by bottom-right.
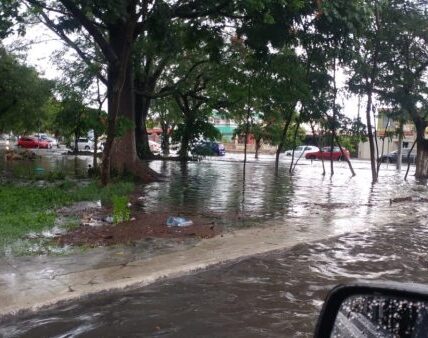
(0, 218), (354, 317)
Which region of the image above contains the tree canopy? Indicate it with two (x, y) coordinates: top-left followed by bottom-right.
(0, 47), (53, 133)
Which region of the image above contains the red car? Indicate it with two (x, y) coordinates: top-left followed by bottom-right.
(305, 146), (350, 161)
(17, 136), (51, 149)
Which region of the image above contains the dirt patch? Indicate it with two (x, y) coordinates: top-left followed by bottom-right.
(55, 212), (222, 247)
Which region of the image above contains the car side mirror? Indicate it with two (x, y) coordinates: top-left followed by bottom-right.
(314, 282), (428, 337)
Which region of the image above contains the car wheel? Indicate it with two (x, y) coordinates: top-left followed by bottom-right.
(85, 146), (90, 150)
(307, 155), (315, 160)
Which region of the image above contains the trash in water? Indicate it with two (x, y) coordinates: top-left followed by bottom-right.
(166, 216), (193, 227)
(104, 216), (114, 224)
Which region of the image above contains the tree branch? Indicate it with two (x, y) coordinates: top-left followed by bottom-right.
(36, 10), (108, 85)
(171, 0), (237, 19)
(57, 0), (118, 64)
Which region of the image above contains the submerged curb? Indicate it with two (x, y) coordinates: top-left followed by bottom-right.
(0, 220), (365, 318)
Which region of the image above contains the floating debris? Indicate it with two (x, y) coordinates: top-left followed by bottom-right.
(166, 216), (193, 227)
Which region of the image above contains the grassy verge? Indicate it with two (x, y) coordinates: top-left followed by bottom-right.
(0, 180), (134, 255)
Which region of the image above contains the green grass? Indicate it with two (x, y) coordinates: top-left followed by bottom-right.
(112, 195), (131, 223)
(0, 180), (134, 254)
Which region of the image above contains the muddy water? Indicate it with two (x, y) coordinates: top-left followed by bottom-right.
(143, 156), (425, 231)
(0, 146), (91, 178)
(1, 155), (428, 337)
(2, 220), (428, 337)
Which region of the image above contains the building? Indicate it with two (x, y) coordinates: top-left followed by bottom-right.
(210, 116), (238, 142)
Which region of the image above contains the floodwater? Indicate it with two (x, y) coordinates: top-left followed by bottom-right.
(0, 146), (91, 179)
(1, 153), (428, 337)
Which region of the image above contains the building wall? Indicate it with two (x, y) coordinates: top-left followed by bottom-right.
(358, 136), (416, 160)
(211, 116), (238, 142)
(358, 122), (417, 159)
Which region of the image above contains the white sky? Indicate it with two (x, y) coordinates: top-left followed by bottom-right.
(4, 23), (361, 119)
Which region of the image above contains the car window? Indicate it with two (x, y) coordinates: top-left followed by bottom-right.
(296, 146), (304, 151)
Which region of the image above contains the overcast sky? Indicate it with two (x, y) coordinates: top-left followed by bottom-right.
(5, 23), (362, 120)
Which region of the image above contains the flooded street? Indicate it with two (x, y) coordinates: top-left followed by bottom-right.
(1, 153), (428, 337)
(0, 146), (91, 179)
(2, 220), (428, 337)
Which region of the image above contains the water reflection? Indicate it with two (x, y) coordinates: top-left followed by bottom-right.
(145, 157), (425, 232)
(0, 147), (91, 178)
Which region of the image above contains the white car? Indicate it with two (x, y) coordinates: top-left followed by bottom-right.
(0, 134), (13, 147)
(285, 145), (319, 159)
(75, 138), (94, 151)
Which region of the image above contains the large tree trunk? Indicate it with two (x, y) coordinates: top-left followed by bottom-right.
(179, 118), (192, 160)
(135, 92), (155, 159)
(110, 63), (159, 181)
(101, 25), (159, 185)
(414, 118), (428, 179)
(415, 144), (428, 178)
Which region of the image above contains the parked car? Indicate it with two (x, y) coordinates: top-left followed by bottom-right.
(285, 145), (319, 158)
(17, 136), (51, 149)
(34, 134), (59, 147)
(380, 149), (416, 163)
(305, 146), (350, 161)
(191, 141), (226, 156)
(0, 134), (16, 147)
(75, 138), (94, 151)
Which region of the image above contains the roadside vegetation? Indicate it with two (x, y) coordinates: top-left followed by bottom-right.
(0, 179), (134, 254)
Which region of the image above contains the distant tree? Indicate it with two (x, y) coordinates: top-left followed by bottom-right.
(348, 0), (392, 182)
(313, 0), (367, 177)
(337, 116), (367, 156)
(0, 47), (53, 134)
(53, 90), (102, 153)
(377, 0), (428, 178)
